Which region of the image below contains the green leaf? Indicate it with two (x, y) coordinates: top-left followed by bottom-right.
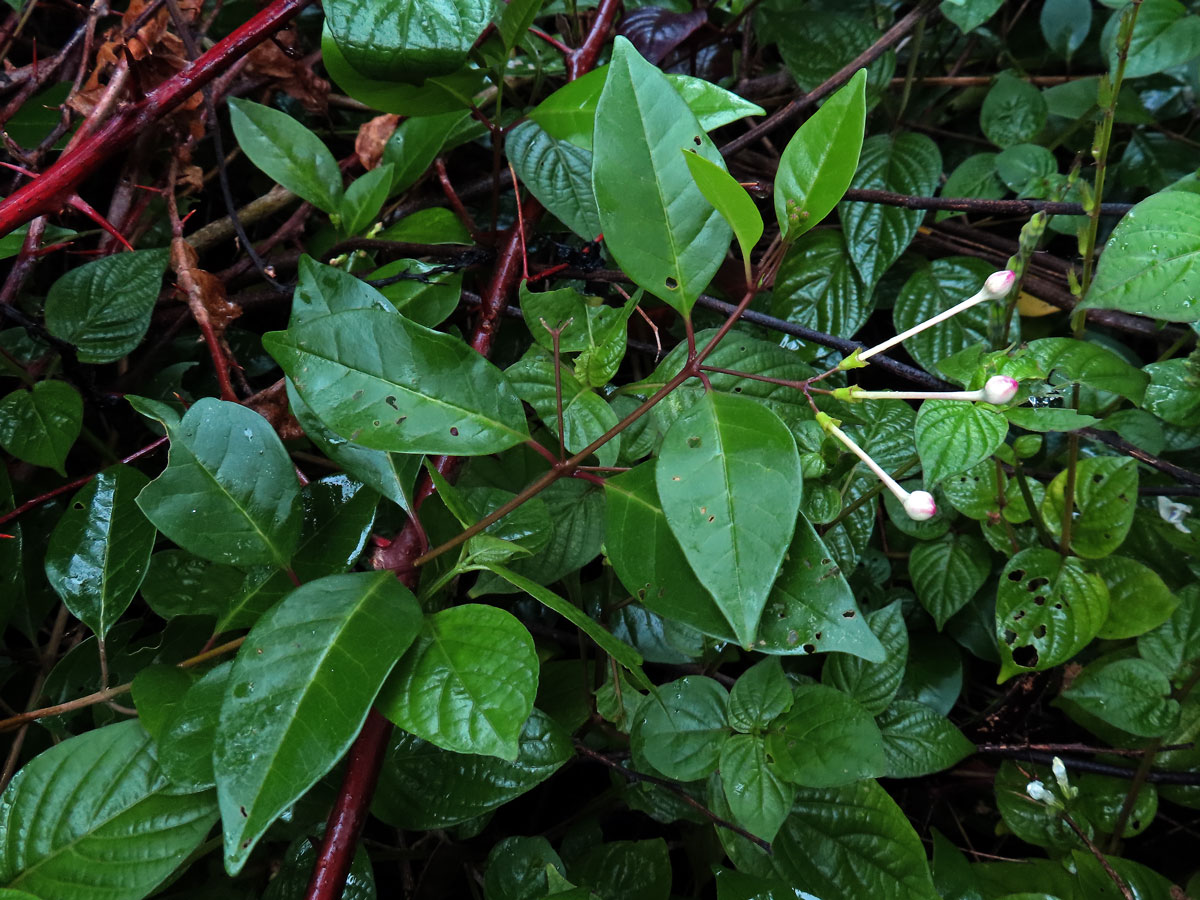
(132, 397), (303, 567)
(839, 133), (942, 287)
(770, 230), (871, 338)
(228, 98), (344, 214)
(592, 37), (732, 316)
(773, 68), (866, 242)
(993, 760), (1088, 852)
(770, 780), (937, 900)
(377, 604), (538, 760)
(1004, 407), (1099, 432)
(1101, 0), (1200, 78)
(573, 840), (671, 900)
(130, 663), (193, 744)
(1041, 0), (1092, 58)
(1041, 456), (1138, 558)
(485, 836), (566, 900)
(1059, 657), (1180, 737)
(683, 148), (763, 273)
(44, 464), (155, 639)
(656, 393), (802, 646)
(262, 835), (376, 900)
(373, 708), (571, 829)
(980, 73), (1047, 147)
(665, 74), (765, 132)
(909, 533), (992, 630)
(995, 144), (1058, 197)
(941, 0), (1004, 33)
(719, 734), (793, 843)
(1094, 555), (1177, 640)
(520, 283), (633, 356)
(822, 601), (908, 715)
(1144, 359), (1200, 427)
(216, 572), (421, 872)
(915, 399), (1008, 487)
(765, 684), (886, 787)
(264, 308), (530, 455)
(996, 549), (1110, 681)
(382, 110), (470, 193)
(937, 153), (1004, 222)
(290, 254), (396, 327)
(370, 258), (462, 329)
(1139, 584), (1200, 680)
(876, 699), (974, 778)
(0, 380), (82, 475)
(509, 120), (602, 241)
(325, 0), (491, 82)
(765, 9), (894, 103)
(498, 0), (540, 49)
(893, 258), (1007, 381)
(289, 474), (380, 581)
(0, 721), (218, 898)
(1024, 337), (1149, 404)
(158, 661), (231, 791)
(1082, 191), (1200, 322)
(340, 163), (393, 235)
(44, 247), (170, 363)
(637, 675), (729, 781)
(728, 657), (793, 732)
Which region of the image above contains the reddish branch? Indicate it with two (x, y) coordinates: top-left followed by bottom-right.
(0, 0), (315, 237)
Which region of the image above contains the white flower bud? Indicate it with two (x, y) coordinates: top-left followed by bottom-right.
(982, 375), (1019, 405)
(903, 490), (937, 521)
(983, 269), (1016, 299)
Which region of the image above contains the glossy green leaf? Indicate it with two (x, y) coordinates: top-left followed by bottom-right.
(876, 700), (974, 778)
(377, 604), (537, 760)
(666, 74), (765, 132)
(993, 760), (1089, 852)
(1024, 337), (1149, 404)
(263, 835), (376, 900)
(766, 9), (894, 102)
(683, 148), (763, 272)
(1041, 0), (1091, 58)
(1082, 191), (1200, 322)
(1139, 585), (1200, 680)
(44, 464), (155, 639)
(719, 734), (792, 842)
(822, 601), (908, 715)
(592, 37), (731, 316)
(158, 661), (231, 791)
(937, 153), (1004, 221)
(265, 308), (530, 455)
(573, 839), (671, 900)
(485, 836), (565, 900)
(1144, 359), (1200, 427)
(382, 110), (469, 193)
(44, 248), (170, 363)
(894, 258), (1009, 380)
(770, 779), (937, 900)
(373, 708), (570, 829)
(1102, 0), (1200, 78)
(1060, 657), (1180, 737)
(0, 721), (218, 898)
(1041, 456), (1138, 558)
(520, 283), (633, 356)
(290, 474), (379, 581)
(728, 657), (792, 732)
(773, 68), (866, 242)
(980, 73), (1047, 147)
(228, 98), (344, 214)
(290, 254), (396, 327)
(129, 663), (193, 744)
(340, 163), (393, 235)
(1004, 408), (1099, 432)
(770, 230), (871, 338)
(509, 120), (602, 241)
(915, 399), (1008, 487)
(996, 549), (1110, 681)
(215, 572), (422, 871)
(132, 397), (303, 568)
(638, 675), (729, 781)
(766, 683), (886, 787)
(996, 143), (1057, 196)
(839, 133), (942, 287)
(941, 0), (1003, 33)
(909, 533), (991, 630)
(0, 380), (82, 475)
(1094, 555), (1177, 640)
(656, 392), (801, 646)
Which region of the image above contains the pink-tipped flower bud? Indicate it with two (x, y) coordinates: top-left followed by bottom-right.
(903, 490), (937, 521)
(983, 375), (1019, 405)
(982, 269), (1016, 299)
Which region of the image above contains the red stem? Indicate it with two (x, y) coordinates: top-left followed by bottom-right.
(0, 0), (314, 236)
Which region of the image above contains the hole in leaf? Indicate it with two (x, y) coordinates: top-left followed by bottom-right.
(1034, 595), (1046, 606)
(353, 389), (364, 400)
(814, 631), (822, 640)
(450, 427), (459, 436)
(1012, 644), (1039, 667)
(373, 420), (381, 427)
(802, 643), (816, 654)
(665, 277), (678, 290)
(396, 417), (406, 425)
(1092, 473), (1104, 484)
(1013, 610), (1026, 621)
(385, 396), (398, 409)
(687, 435), (701, 448)
(1027, 577), (1049, 591)
(73, 502), (84, 510)
(1008, 569), (1025, 581)
(693, 135), (702, 145)
(1003, 629), (1017, 645)
(1033, 624), (1046, 638)
(842, 610), (855, 618)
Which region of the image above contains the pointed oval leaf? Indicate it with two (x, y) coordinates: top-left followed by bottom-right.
(638, 675), (729, 781)
(0, 721), (218, 899)
(228, 98), (344, 214)
(44, 464), (155, 639)
(770, 230), (871, 339)
(682, 149), (763, 271)
(132, 397), (303, 568)
(158, 660), (231, 791)
(592, 37), (732, 316)
(44, 248), (170, 363)
(877, 699), (974, 778)
(377, 604), (538, 760)
(822, 601), (908, 716)
(718, 734), (793, 842)
(915, 398), (1008, 487)
(340, 163), (393, 236)
(774, 68), (867, 241)
(373, 708), (570, 830)
(765, 683), (886, 787)
(509, 120), (602, 241)
(1095, 556), (1177, 640)
(656, 392), (802, 646)
(216, 572), (423, 872)
(1060, 657), (1180, 738)
(728, 657), (793, 732)
(909, 533), (992, 630)
(264, 308), (529, 455)
(1082, 191), (1200, 322)
(1040, 456), (1138, 558)
(996, 549), (1110, 681)
(506, 350), (619, 467)
(0, 381), (82, 475)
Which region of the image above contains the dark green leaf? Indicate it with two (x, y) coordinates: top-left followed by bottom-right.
(1144, 359), (1200, 427)
(1041, 456), (1138, 558)
(980, 73), (1047, 148)
(158, 661), (231, 791)
(0, 380), (82, 475)
(766, 683), (886, 787)
(44, 464), (155, 639)
(915, 399), (1008, 487)
(130, 663), (193, 744)
(728, 657), (792, 732)
(638, 675), (729, 781)
(1102, 0), (1200, 78)
(936, 153), (1003, 221)
(1139, 584), (1200, 679)
(996, 144), (1057, 196)
(377, 604), (538, 760)
(941, 0), (1003, 33)
(822, 601), (908, 715)
(340, 163), (393, 235)
(1094, 555), (1177, 640)
(216, 572), (422, 871)
(382, 111), (469, 193)
(771, 230), (871, 338)
(909, 533), (991, 630)
(510, 120), (602, 241)
(44, 248), (170, 363)
(719, 734), (792, 842)
(876, 699), (974, 778)
(1025, 337), (1148, 404)
(1041, 0), (1092, 58)
(132, 397), (303, 568)
(262, 835), (376, 900)
(485, 836), (566, 900)
(1060, 657), (1180, 737)
(573, 839), (671, 900)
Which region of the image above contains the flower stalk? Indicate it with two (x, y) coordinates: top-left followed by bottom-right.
(816, 411), (937, 520)
(833, 375), (1019, 406)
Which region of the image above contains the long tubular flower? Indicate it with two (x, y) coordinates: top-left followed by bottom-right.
(834, 376), (1020, 406)
(816, 412), (937, 521)
(852, 270), (1016, 365)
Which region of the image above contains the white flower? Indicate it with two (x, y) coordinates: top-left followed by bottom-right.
(1157, 496), (1193, 534)
(982, 375), (1020, 405)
